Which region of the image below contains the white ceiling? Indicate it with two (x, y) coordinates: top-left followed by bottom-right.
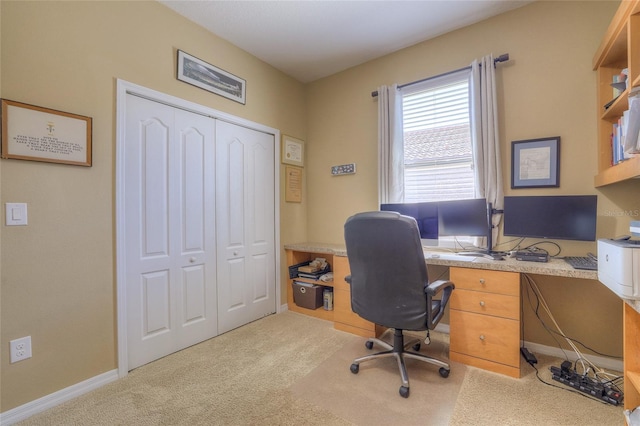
(160, 1), (531, 83)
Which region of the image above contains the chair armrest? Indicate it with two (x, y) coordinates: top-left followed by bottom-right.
(425, 279), (455, 329)
(425, 279), (454, 296)
(344, 274), (352, 285)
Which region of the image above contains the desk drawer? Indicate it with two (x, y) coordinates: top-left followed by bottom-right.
(450, 310), (519, 367)
(450, 267), (519, 296)
(450, 289), (518, 319)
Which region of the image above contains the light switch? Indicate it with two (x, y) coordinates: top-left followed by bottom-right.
(5, 203), (28, 226)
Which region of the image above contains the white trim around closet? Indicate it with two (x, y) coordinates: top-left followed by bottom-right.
(115, 79), (282, 378)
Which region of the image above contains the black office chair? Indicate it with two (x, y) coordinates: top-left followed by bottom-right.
(344, 211), (455, 398)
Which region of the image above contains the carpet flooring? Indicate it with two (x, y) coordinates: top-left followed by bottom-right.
(16, 311), (624, 425)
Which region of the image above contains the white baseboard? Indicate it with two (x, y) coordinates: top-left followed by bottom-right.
(0, 369), (118, 425)
(434, 323), (450, 334)
(435, 325), (621, 372)
(523, 340), (623, 372)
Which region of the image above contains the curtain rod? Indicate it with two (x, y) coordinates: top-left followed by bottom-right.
(370, 53), (509, 98)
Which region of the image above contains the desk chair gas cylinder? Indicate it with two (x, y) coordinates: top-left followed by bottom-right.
(343, 211), (455, 398)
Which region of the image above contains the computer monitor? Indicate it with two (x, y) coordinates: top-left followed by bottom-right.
(436, 198), (491, 251)
(503, 195), (597, 241)
(380, 202), (439, 246)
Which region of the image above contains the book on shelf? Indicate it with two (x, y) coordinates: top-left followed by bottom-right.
(623, 90), (640, 155)
(609, 87), (640, 166)
(296, 271), (326, 279)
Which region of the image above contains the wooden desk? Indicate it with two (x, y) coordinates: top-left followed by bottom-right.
(285, 244), (382, 337)
(284, 243), (624, 379)
(624, 300), (640, 412)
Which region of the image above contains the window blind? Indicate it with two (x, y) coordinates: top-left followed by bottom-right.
(401, 70), (473, 204)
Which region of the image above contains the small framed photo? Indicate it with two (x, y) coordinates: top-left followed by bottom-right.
(281, 135), (304, 167)
(177, 50), (246, 104)
(511, 136), (560, 188)
(1, 99), (92, 166)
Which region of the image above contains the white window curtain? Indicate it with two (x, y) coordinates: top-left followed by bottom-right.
(470, 54), (504, 249)
(377, 84), (404, 204)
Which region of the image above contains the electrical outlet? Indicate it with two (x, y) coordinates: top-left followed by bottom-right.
(10, 336), (32, 363)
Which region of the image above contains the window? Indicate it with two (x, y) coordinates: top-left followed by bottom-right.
(400, 69), (475, 203)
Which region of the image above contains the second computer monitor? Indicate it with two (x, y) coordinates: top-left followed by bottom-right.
(380, 202), (439, 246)
(437, 198), (490, 240)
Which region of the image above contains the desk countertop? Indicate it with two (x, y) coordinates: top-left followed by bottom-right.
(283, 242), (597, 280)
(284, 242), (640, 317)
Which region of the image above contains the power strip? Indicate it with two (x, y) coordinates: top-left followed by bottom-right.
(550, 364), (623, 405)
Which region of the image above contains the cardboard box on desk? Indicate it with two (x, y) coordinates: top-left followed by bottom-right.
(292, 281), (323, 310)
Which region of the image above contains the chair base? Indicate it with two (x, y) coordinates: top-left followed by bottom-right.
(350, 329), (450, 398)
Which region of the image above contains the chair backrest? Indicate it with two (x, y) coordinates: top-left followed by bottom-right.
(344, 211), (430, 331)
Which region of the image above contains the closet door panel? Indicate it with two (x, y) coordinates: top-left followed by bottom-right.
(216, 121), (276, 333)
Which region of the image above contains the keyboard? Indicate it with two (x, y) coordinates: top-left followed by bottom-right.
(564, 256), (598, 271)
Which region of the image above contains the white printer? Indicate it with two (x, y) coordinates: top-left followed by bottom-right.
(598, 237), (640, 300)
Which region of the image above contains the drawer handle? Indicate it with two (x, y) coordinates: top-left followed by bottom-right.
(479, 278), (486, 285)
(479, 301), (485, 307)
(479, 335), (486, 341)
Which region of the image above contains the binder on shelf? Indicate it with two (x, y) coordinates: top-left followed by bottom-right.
(288, 261), (310, 279)
(289, 260), (331, 281)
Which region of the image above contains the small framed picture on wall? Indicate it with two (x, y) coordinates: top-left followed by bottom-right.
(511, 136), (560, 189)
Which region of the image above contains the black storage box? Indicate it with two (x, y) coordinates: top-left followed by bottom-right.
(292, 281), (323, 310)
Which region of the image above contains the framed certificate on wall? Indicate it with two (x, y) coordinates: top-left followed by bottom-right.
(282, 135), (304, 167)
(285, 165), (302, 203)
(1, 99), (92, 166)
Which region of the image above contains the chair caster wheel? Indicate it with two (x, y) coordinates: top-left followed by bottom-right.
(439, 367), (450, 378)
(399, 386), (410, 398)
(365, 341), (374, 350)
(350, 363), (359, 374)
(412, 343), (421, 351)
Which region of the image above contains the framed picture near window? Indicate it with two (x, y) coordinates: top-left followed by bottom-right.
(511, 136), (560, 188)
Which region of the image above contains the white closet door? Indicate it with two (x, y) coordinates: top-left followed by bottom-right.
(124, 95), (217, 370)
(215, 120), (276, 334)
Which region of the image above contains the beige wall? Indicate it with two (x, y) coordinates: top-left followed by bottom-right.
(0, 0), (306, 412)
(305, 1), (634, 360)
(1, 0), (637, 415)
